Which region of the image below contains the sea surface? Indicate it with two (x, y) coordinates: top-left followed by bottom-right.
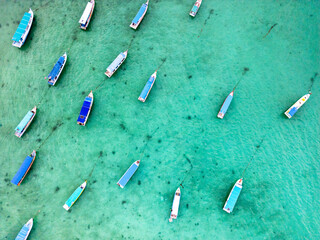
(0, 0), (319, 239)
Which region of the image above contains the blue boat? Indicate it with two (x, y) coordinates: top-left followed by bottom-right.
(223, 178), (243, 213)
(11, 151), (36, 186)
(217, 91), (234, 119)
(117, 160), (140, 188)
(12, 9), (34, 48)
(63, 181), (87, 211)
(189, 0), (202, 17)
(15, 218), (33, 240)
(138, 70), (157, 102)
(15, 106), (37, 138)
(105, 51), (128, 78)
(130, 0), (149, 29)
(47, 53), (67, 86)
(77, 91), (93, 126)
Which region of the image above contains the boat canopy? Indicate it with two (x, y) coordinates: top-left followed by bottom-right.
(118, 163), (139, 187)
(107, 53), (126, 72)
(12, 12), (31, 42)
(48, 56), (65, 79)
(15, 111), (34, 133)
(65, 187), (83, 207)
(77, 97), (92, 124)
(132, 4), (147, 24)
(139, 75), (155, 100)
(224, 184), (241, 212)
(79, 2), (93, 24)
(11, 155), (33, 185)
(220, 94), (233, 114)
(191, 5), (199, 13)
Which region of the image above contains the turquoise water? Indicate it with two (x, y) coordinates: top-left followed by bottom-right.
(0, 0), (319, 239)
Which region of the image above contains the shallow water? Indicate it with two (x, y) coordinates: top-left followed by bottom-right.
(0, 0), (319, 239)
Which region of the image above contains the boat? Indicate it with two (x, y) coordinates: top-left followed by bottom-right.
(189, 0), (202, 17)
(284, 92), (311, 119)
(217, 91), (234, 119)
(223, 178), (243, 213)
(117, 160), (140, 188)
(47, 53), (67, 86)
(169, 188), (181, 222)
(12, 9), (34, 48)
(63, 181), (87, 211)
(15, 106), (37, 138)
(79, 0), (95, 30)
(77, 91), (93, 126)
(15, 218), (33, 240)
(138, 70), (157, 102)
(104, 51), (128, 78)
(11, 150), (36, 186)
(130, 0), (149, 29)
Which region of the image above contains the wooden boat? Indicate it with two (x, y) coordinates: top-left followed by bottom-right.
(284, 92), (311, 119)
(117, 160), (140, 188)
(15, 106), (37, 138)
(77, 91), (93, 126)
(11, 150), (36, 186)
(12, 9), (34, 48)
(217, 91), (234, 119)
(130, 0), (149, 29)
(15, 218), (33, 240)
(169, 188), (181, 222)
(223, 178), (243, 213)
(63, 181), (87, 211)
(79, 0), (95, 30)
(47, 53), (67, 86)
(104, 51), (128, 78)
(189, 0), (202, 17)
(138, 70), (157, 102)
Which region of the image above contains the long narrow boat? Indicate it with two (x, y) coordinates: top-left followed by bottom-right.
(169, 188), (181, 222)
(130, 0), (149, 29)
(189, 0), (202, 17)
(63, 181), (87, 211)
(104, 51), (128, 78)
(12, 9), (34, 48)
(138, 70), (157, 102)
(284, 92), (311, 119)
(47, 53), (67, 86)
(117, 160), (140, 188)
(79, 0), (95, 30)
(217, 91), (234, 119)
(15, 106), (37, 138)
(11, 150), (36, 186)
(77, 91), (93, 126)
(223, 178), (243, 213)
(15, 218), (33, 240)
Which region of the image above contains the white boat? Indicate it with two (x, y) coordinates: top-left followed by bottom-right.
(189, 0), (202, 17)
(79, 0), (95, 30)
(105, 50), (128, 78)
(169, 188), (181, 222)
(284, 93), (311, 118)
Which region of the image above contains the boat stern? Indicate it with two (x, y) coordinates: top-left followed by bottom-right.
(63, 204), (70, 211)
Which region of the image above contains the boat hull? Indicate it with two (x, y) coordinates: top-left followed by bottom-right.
(79, 0), (95, 30)
(11, 150), (36, 186)
(117, 160), (140, 188)
(284, 93), (310, 119)
(169, 188), (181, 222)
(223, 179), (243, 213)
(15, 218), (33, 240)
(189, 0), (202, 17)
(63, 181), (87, 211)
(104, 51), (128, 78)
(77, 91), (93, 126)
